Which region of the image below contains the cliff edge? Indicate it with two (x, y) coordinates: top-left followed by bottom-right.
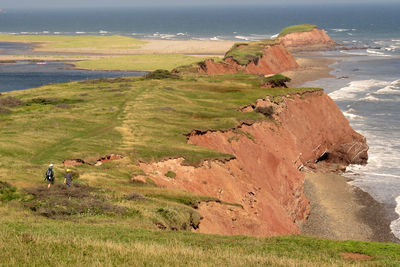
(278, 24), (337, 51)
(139, 90), (368, 237)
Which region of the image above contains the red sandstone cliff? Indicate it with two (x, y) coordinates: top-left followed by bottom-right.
(278, 28), (337, 50)
(198, 44), (299, 75)
(139, 91), (368, 237)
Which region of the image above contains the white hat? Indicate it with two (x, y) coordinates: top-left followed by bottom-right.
(49, 164), (54, 167)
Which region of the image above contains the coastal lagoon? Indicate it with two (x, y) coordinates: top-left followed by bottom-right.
(0, 60), (145, 92)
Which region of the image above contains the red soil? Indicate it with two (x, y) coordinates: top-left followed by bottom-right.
(139, 91), (368, 237)
(278, 28), (337, 49)
(199, 44), (298, 75)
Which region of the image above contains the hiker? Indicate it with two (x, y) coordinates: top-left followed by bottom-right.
(64, 169), (73, 187)
(45, 164), (55, 189)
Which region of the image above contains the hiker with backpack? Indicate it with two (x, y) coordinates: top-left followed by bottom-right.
(64, 169), (73, 187)
(45, 164), (55, 188)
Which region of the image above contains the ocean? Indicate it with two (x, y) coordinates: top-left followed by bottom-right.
(0, 4), (399, 239)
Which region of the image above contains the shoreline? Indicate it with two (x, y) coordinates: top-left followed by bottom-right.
(289, 53), (399, 243)
(301, 171), (399, 243)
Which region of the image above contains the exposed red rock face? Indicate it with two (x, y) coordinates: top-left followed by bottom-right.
(199, 44), (298, 75)
(278, 28), (337, 49)
(139, 91), (368, 237)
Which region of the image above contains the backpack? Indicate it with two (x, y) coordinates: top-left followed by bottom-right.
(45, 168), (54, 181)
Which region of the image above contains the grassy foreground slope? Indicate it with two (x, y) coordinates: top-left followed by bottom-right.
(0, 73), (399, 265)
(1, 205), (400, 266)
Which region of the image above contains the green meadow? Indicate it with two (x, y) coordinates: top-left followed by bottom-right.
(75, 54), (212, 71)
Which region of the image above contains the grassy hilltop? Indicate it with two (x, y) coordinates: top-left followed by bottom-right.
(279, 24), (318, 37)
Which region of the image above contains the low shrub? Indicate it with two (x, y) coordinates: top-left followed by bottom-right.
(145, 69), (180, 80)
(0, 181), (20, 202)
(24, 184), (126, 218)
(165, 171), (177, 179)
(0, 96), (24, 107)
(262, 74), (291, 88)
(255, 106), (274, 117)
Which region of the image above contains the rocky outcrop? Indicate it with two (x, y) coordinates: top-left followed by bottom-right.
(278, 28), (337, 50)
(139, 91), (368, 237)
(198, 44), (298, 75)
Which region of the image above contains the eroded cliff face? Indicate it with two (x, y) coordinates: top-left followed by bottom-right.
(278, 28), (337, 50)
(199, 44), (298, 75)
(139, 91), (368, 237)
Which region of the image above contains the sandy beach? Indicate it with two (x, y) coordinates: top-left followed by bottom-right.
(301, 171), (398, 243)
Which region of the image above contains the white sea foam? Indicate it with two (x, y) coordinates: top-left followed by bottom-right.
(235, 36), (250, 41)
(375, 80), (400, 95)
(360, 94), (383, 102)
(340, 50), (369, 56)
(54, 32), (61, 35)
(75, 31), (86, 34)
(176, 33), (186, 36)
(271, 33), (279, 39)
(343, 110), (361, 120)
(331, 28), (351, 32)
(99, 30), (108, 34)
(390, 196), (400, 239)
(210, 37), (220, 41)
(366, 49), (391, 57)
(329, 80), (389, 101)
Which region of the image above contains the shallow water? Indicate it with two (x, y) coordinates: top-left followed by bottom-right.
(0, 61), (145, 92)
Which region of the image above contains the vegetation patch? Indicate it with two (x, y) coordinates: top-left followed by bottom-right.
(279, 24), (317, 37)
(255, 106), (274, 117)
(144, 69), (180, 80)
(165, 171), (177, 179)
(26, 97), (83, 106)
(24, 184), (126, 218)
(224, 39), (279, 65)
(146, 191), (218, 209)
(0, 181), (20, 202)
(0, 96), (24, 107)
(0, 107), (11, 114)
(261, 74), (291, 88)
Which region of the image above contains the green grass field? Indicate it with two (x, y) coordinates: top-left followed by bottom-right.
(279, 24), (318, 37)
(0, 34), (146, 51)
(75, 54), (211, 71)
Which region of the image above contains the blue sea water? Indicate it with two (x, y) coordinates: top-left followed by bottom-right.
(0, 4), (399, 239)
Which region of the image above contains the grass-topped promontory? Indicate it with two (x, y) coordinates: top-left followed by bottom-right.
(224, 39), (280, 65)
(279, 24), (318, 37)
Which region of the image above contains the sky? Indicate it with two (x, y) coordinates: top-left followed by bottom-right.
(1, 0), (399, 9)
